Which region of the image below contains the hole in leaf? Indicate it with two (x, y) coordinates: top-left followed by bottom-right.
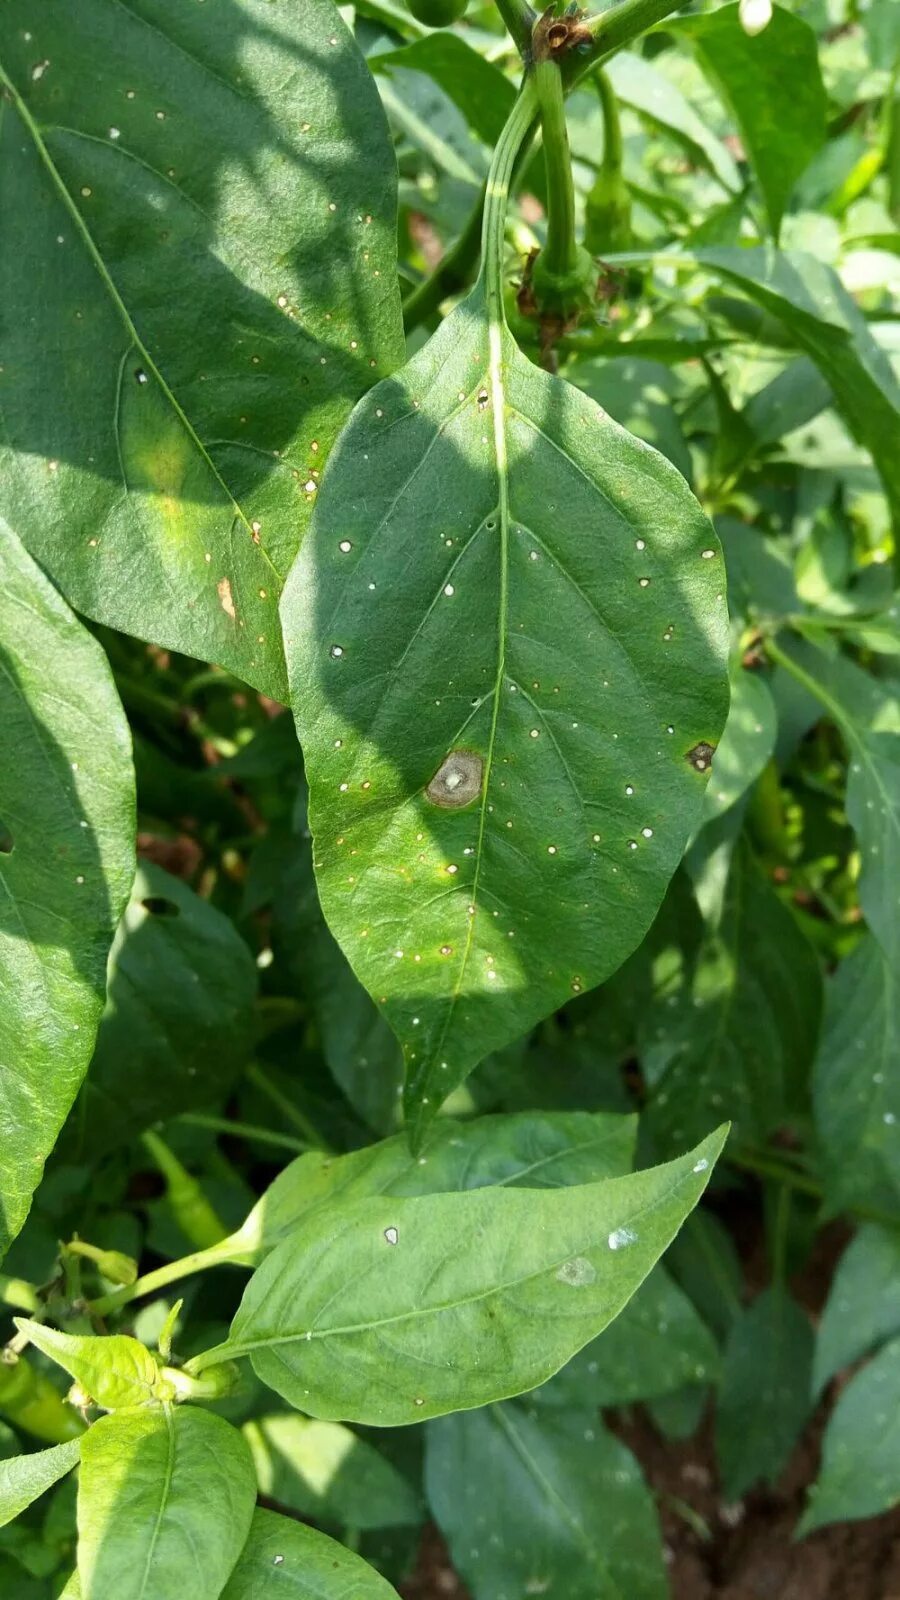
(141, 896), (180, 917)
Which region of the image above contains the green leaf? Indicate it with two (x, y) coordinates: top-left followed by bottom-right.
(800, 1336), (900, 1535)
(677, 3), (826, 236)
(220, 1507), (399, 1599)
(0, 0), (403, 699)
(568, 357), (693, 482)
(0, 517), (135, 1262)
(845, 731), (900, 960)
(195, 1128), (726, 1425)
(665, 1209), (743, 1342)
(13, 1323), (163, 1412)
(715, 1287), (814, 1500)
(814, 936), (900, 1215)
(646, 843), (822, 1151)
(604, 51), (740, 196)
(426, 1403), (667, 1600)
(281, 282), (730, 1140)
(232, 1109), (637, 1263)
(533, 1266), (719, 1408)
(814, 1226), (900, 1396)
(77, 1407), (256, 1600)
(372, 35), (514, 148)
(74, 863), (257, 1157)
(693, 250), (900, 554)
(700, 664), (777, 825)
(0, 1440), (81, 1529)
(243, 1414), (421, 1530)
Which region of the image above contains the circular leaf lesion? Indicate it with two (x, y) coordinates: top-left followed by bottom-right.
(426, 751), (484, 809)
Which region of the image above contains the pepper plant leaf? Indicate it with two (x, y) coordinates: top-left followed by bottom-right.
(800, 1336), (900, 1535)
(0, 1439), (81, 1529)
(77, 1407), (256, 1600)
(0, 517), (135, 1263)
(0, 0), (403, 699)
(282, 100), (730, 1136)
(426, 1402), (667, 1600)
(677, 3), (826, 237)
(814, 1225), (900, 1396)
(192, 1127), (726, 1425)
(220, 1508), (400, 1599)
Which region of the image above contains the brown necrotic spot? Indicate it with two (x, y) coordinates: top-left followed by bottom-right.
(687, 742), (716, 773)
(426, 750), (483, 809)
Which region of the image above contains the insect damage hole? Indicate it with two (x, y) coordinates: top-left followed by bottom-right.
(426, 750), (483, 809)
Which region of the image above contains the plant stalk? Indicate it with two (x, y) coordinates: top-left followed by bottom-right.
(596, 67), (623, 173)
(533, 58), (579, 279)
(86, 1235), (246, 1319)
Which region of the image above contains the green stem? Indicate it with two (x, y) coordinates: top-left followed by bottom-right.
(176, 1112), (313, 1155)
(493, 0), (537, 58)
(141, 1130), (229, 1250)
(245, 1063), (333, 1151)
(534, 59), (579, 278)
(480, 76), (540, 322)
(402, 185), (487, 333)
(728, 1146), (900, 1232)
(86, 1235), (246, 1319)
(596, 68), (623, 174)
(563, 0), (690, 89)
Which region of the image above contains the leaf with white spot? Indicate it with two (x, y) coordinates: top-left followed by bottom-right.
(282, 214), (729, 1140)
(189, 1128), (726, 1425)
(0, 516), (135, 1263)
(220, 1508), (400, 1600)
(0, 0), (403, 698)
(814, 1226), (900, 1396)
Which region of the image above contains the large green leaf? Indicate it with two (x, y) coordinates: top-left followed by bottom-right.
(220, 1508), (399, 1600)
(243, 1413), (421, 1530)
(0, 517), (135, 1262)
(74, 862), (257, 1157)
(646, 843), (822, 1151)
(800, 1336), (900, 1535)
(232, 1109), (637, 1264)
(715, 1287), (814, 1500)
(814, 1226), (900, 1396)
(533, 1266), (719, 1408)
(281, 275), (729, 1138)
(0, 0), (403, 699)
(677, 3), (826, 237)
(191, 1128), (726, 1425)
(77, 1407), (256, 1600)
(0, 1440), (81, 1529)
(814, 936), (900, 1215)
(426, 1403), (666, 1600)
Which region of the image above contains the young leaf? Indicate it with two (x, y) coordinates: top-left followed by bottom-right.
(220, 1507), (400, 1599)
(233, 1109), (637, 1263)
(0, 0), (403, 698)
(715, 1287), (814, 1500)
(72, 863), (258, 1158)
(193, 1128), (726, 1425)
(281, 281), (729, 1140)
(814, 936), (900, 1215)
(814, 1226), (900, 1396)
(646, 843), (822, 1151)
(0, 517), (135, 1263)
(77, 1407), (256, 1600)
(677, 3), (826, 236)
(426, 1403), (667, 1600)
(243, 1414), (421, 1530)
(800, 1337), (900, 1535)
(0, 1439), (81, 1529)
(14, 1323), (163, 1412)
(533, 1266), (719, 1408)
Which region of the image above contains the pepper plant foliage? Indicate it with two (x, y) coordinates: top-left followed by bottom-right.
(1, 0), (899, 1592)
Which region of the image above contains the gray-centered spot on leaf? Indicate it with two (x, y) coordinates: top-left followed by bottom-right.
(426, 750), (484, 809)
(687, 741), (716, 772)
